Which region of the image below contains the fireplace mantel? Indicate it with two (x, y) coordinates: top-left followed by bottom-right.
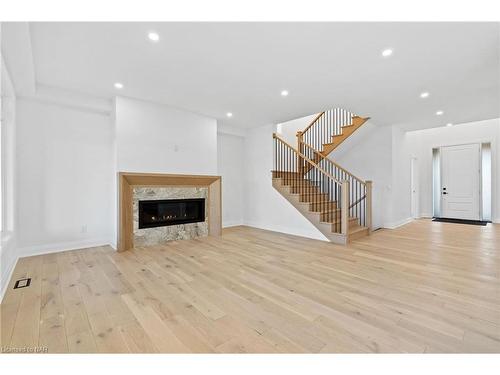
(118, 172), (221, 251)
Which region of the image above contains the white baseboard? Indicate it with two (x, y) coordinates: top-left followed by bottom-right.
(383, 217), (414, 229)
(222, 221), (245, 228)
(0, 256), (19, 303)
(17, 238), (112, 258)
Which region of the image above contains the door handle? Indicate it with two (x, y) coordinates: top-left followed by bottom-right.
(442, 192), (448, 195)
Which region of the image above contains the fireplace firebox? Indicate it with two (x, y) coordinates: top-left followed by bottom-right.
(138, 198), (205, 229)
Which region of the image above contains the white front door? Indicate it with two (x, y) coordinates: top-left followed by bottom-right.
(440, 143), (480, 220)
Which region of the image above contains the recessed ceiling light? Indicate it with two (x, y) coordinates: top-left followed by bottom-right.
(381, 49), (393, 57)
(446, 123), (453, 127)
(420, 92), (430, 98)
(281, 90), (289, 97)
(436, 110), (444, 115)
(148, 32), (160, 42)
(114, 82), (124, 89)
(226, 112), (233, 118)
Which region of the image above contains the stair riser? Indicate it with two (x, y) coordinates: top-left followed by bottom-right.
(325, 218), (359, 228)
(298, 194), (329, 203)
(281, 180), (314, 187)
(289, 186), (321, 194)
(319, 211), (341, 222)
(275, 179), (315, 188)
(310, 202), (337, 211)
(272, 171), (300, 178)
(279, 185), (322, 197)
(284, 188), (333, 207)
(319, 212), (358, 224)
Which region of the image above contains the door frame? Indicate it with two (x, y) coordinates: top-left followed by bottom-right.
(438, 142), (482, 220)
(410, 157), (418, 218)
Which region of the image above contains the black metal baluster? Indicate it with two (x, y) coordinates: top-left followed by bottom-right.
(358, 181), (361, 226)
(279, 140), (282, 181)
(273, 137), (276, 178)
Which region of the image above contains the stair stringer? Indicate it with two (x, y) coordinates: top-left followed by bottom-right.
(321, 116), (370, 157)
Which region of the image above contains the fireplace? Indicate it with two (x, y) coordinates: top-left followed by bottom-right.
(138, 198), (205, 229)
(118, 173), (221, 251)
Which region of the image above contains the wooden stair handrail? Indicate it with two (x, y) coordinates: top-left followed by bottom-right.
(300, 142), (367, 186)
(273, 133), (342, 185)
(300, 111), (326, 135)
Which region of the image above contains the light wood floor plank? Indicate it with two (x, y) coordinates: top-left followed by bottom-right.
(1, 219), (499, 353)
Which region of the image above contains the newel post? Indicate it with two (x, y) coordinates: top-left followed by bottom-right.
(341, 180), (350, 236)
(296, 131), (304, 174)
(366, 180), (373, 233)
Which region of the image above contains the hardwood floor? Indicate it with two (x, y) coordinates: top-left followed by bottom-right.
(1, 220), (499, 353)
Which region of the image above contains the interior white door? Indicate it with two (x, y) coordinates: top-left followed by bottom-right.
(440, 143), (480, 220)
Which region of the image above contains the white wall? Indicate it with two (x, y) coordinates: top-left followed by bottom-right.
(243, 124), (327, 241)
(276, 113), (318, 145)
(115, 96), (217, 175)
(407, 118), (500, 222)
(1, 53), (18, 300)
(329, 123), (395, 229)
(11, 96), (220, 261)
(391, 126), (413, 226)
(217, 133), (245, 227)
(16, 99), (114, 253)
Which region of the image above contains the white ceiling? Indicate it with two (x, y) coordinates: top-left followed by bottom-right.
(14, 22), (500, 129)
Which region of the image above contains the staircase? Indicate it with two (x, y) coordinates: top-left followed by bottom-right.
(297, 109), (370, 173)
(272, 108), (372, 244)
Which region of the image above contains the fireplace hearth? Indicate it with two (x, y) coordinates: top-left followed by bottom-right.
(138, 198), (205, 229)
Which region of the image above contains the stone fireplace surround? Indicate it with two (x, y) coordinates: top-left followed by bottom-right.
(133, 187), (209, 247)
(118, 172), (221, 252)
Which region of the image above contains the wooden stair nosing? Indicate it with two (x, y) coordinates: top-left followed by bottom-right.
(289, 192), (329, 201)
(320, 216), (358, 225)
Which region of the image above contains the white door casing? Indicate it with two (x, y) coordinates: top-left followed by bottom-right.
(440, 143), (480, 220)
(410, 157), (418, 218)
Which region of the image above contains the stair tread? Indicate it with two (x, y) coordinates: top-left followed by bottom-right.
(300, 200), (340, 206)
(333, 132), (350, 138)
(289, 192), (328, 196)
